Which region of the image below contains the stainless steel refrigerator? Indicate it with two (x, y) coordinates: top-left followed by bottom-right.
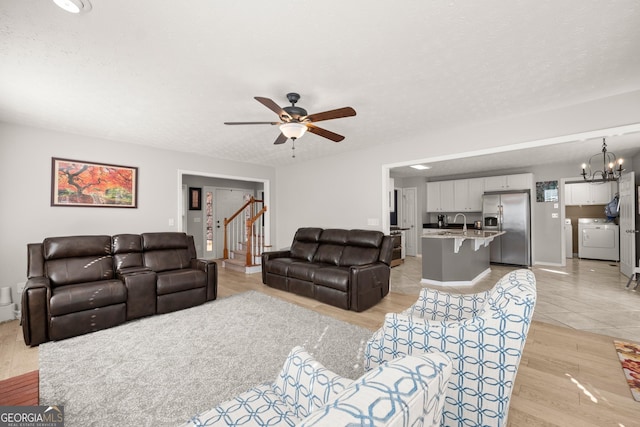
(482, 190), (531, 266)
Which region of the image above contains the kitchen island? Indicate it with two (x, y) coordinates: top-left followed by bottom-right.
(421, 229), (505, 286)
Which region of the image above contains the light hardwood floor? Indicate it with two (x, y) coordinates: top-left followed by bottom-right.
(1, 258), (639, 426)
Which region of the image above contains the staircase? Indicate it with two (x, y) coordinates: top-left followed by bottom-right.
(221, 196), (269, 274)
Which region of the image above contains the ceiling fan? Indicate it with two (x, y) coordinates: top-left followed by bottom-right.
(224, 93), (356, 157)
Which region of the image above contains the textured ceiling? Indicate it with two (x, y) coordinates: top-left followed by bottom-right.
(1, 0), (640, 169)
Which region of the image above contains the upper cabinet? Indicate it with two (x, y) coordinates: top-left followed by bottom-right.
(426, 173), (531, 213)
(484, 173), (532, 192)
(426, 181), (455, 212)
(565, 181), (616, 205)
(454, 178), (484, 211)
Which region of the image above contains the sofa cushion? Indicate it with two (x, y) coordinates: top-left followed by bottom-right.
(340, 246), (380, 267)
(313, 267), (350, 292)
(156, 269), (206, 295)
(288, 262), (325, 282)
(290, 227), (323, 261)
(290, 241), (320, 261)
(299, 352), (453, 427)
(347, 229), (383, 248)
(49, 280), (127, 316)
(273, 346), (353, 419)
(266, 258), (297, 276)
(313, 245), (343, 266)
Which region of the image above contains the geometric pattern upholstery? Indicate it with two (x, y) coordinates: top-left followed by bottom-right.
(364, 269), (536, 427)
(299, 351), (452, 427)
(181, 346), (453, 427)
(272, 346), (354, 419)
(181, 346), (351, 427)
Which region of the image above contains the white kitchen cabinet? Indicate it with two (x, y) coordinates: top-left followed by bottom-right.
(427, 181), (455, 212)
(565, 181), (616, 205)
(484, 173), (532, 192)
(453, 178), (484, 211)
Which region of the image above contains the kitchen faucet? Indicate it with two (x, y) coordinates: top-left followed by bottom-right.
(454, 213), (467, 233)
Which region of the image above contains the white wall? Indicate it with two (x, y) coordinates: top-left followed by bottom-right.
(0, 123), (276, 302)
(274, 90), (640, 252)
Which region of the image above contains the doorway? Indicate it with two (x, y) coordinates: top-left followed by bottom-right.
(179, 171), (270, 259)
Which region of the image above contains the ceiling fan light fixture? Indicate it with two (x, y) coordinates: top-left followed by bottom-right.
(53, 0), (92, 14)
(280, 122), (307, 140)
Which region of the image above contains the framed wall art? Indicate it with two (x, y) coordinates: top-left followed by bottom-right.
(189, 187), (202, 210)
(51, 158), (138, 208)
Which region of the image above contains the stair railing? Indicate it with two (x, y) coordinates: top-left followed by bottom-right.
(223, 196), (267, 266)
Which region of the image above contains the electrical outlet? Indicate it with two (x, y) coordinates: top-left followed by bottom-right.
(551, 213), (559, 219)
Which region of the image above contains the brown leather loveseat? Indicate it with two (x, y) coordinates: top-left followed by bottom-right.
(22, 232), (217, 346)
(261, 228), (393, 312)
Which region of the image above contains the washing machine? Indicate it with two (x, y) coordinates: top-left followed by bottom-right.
(578, 218), (619, 261)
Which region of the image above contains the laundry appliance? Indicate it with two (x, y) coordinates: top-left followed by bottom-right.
(578, 218), (619, 261)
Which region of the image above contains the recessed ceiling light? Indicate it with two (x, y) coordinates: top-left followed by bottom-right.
(410, 164), (431, 170)
(53, 0), (92, 14)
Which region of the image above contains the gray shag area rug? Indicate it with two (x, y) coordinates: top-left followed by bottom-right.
(39, 291), (374, 427)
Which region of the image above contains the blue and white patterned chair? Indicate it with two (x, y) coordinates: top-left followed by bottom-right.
(364, 269), (536, 427)
(181, 345), (453, 427)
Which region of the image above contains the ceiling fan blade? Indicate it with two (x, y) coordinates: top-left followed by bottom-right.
(254, 97), (290, 121)
(306, 124), (345, 142)
(224, 121), (280, 125)
(273, 133), (288, 145)
(305, 107), (356, 123)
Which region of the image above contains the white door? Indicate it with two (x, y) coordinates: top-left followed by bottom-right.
(619, 171), (636, 277)
(401, 187), (418, 256)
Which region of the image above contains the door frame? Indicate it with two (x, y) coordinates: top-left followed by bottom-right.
(177, 170), (271, 251)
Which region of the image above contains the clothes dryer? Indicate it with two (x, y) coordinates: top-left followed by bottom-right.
(578, 218), (619, 261)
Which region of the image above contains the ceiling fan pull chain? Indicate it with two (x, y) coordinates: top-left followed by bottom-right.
(292, 139), (296, 158)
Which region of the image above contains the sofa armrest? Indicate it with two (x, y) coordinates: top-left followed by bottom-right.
(22, 277), (51, 346)
(349, 262), (390, 312)
(192, 258), (218, 301)
(261, 250), (292, 283)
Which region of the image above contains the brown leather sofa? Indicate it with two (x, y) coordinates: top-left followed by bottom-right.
(22, 232), (217, 346)
(261, 228), (393, 312)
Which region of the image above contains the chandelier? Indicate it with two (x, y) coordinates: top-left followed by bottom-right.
(581, 138), (624, 182)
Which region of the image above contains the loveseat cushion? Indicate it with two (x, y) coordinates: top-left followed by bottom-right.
(46, 256), (115, 287)
(142, 232), (193, 272)
(112, 234), (144, 271)
(43, 235), (111, 260)
(273, 346), (353, 419)
(49, 280), (127, 316)
(44, 235), (115, 287)
(156, 269), (206, 295)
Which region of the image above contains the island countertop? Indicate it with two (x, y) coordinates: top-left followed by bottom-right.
(422, 229), (506, 240)
(422, 229), (506, 253)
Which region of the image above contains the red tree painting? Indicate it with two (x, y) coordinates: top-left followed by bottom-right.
(51, 158), (138, 207)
